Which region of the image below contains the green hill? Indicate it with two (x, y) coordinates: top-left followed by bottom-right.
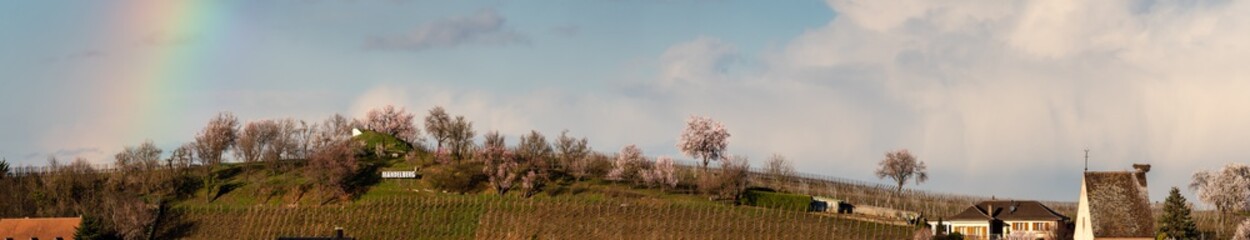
(162, 144), (918, 239)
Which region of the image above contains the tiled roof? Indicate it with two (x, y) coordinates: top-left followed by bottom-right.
(0, 217), (82, 240)
(1084, 171), (1154, 237)
(946, 200), (1068, 221)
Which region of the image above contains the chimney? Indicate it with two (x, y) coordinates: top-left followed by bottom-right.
(1132, 163), (1150, 188)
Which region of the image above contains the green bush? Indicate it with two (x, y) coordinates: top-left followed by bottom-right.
(737, 189), (812, 211)
(355, 130), (413, 157)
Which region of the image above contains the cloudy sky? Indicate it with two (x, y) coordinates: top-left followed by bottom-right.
(4, 0), (1250, 204)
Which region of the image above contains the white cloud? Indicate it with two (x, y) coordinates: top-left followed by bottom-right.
(757, 0), (1250, 202)
(384, 0), (1250, 203)
(658, 36), (739, 87)
(350, 85), (412, 118)
(366, 8), (529, 51)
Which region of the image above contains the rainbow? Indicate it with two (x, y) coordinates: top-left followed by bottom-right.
(107, 0), (233, 142)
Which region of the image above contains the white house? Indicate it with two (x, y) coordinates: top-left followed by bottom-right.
(1074, 164), (1154, 240)
(928, 200), (1069, 240)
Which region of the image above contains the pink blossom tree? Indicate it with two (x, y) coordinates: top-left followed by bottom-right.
(363, 105), (422, 145)
(306, 139), (360, 201)
(520, 171), (543, 198)
(607, 144), (647, 184)
(1191, 163), (1250, 213)
(481, 131), (520, 195)
(1191, 163), (1250, 234)
(677, 115), (730, 171)
(876, 149), (928, 193)
(644, 156), (679, 189)
(1235, 219), (1250, 240)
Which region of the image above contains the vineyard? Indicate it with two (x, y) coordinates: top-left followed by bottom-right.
(175, 195), (915, 239)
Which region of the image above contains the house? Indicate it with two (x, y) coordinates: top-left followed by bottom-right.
(927, 200), (1069, 240)
(1074, 164), (1154, 240)
(0, 217), (82, 240)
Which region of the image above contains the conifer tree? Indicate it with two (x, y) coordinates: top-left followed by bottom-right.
(1158, 187), (1199, 239)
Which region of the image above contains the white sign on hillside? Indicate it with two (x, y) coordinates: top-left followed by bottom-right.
(381, 171), (417, 179)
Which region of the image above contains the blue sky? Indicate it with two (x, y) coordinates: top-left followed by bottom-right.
(4, 0), (1250, 204)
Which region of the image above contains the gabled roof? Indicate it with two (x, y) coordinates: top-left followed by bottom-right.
(947, 200), (1068, 221)
(1084, 171), (1153, 237)
(0, 217), (82, 239)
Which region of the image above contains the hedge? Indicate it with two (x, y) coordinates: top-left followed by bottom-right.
(738, 189), (812, 211)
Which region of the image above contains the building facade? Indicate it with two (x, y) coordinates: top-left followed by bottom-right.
(929, 200), (1069, 240)
(1074, 164), (1154, 240)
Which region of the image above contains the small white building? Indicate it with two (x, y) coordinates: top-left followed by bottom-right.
(1074, 164), (1154, 240)
(927, 200), (1069, 240)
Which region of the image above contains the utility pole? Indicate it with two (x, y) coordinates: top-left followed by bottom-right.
(1084, 149), (1090, 172)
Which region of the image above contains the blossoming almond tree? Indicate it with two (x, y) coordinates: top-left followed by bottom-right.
(363, 105), (422, 145)
(677, 115), (730, 171)
(1191, 163), (1250, 234)
(608, 144), (646, 184)
(645, 156), (679, 189)
(1235, 219), (1250, 240)
(481, 131), (519, 195)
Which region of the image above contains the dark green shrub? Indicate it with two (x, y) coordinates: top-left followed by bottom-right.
(75, 214), (121, 240)
(737, 189), (812, 211)
(424, 161), (487, 194)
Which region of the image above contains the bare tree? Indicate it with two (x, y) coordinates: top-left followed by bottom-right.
(193, 112), (238, 166)
(364, 105), (422, 145)
(554, 130), (590, 178)
(480, 131), (519, 195)
(447, 116), (476, 161)
(273, 119), (303, 160)
(677, 115), (730, 171)
(194, 113), (238, 202)
(312, 114), (353, 151)
(167, 143), (195, 169)
(714, 155), (751, 201)
(291, 120), (313, 159)
(875, 149), (928, 193)
(234, 120), (274, 164)
(765, 154), (798, 191)
(108, 139), (170, 222)
(102, 194), (156, 240)
(425, 106), (453, 154)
